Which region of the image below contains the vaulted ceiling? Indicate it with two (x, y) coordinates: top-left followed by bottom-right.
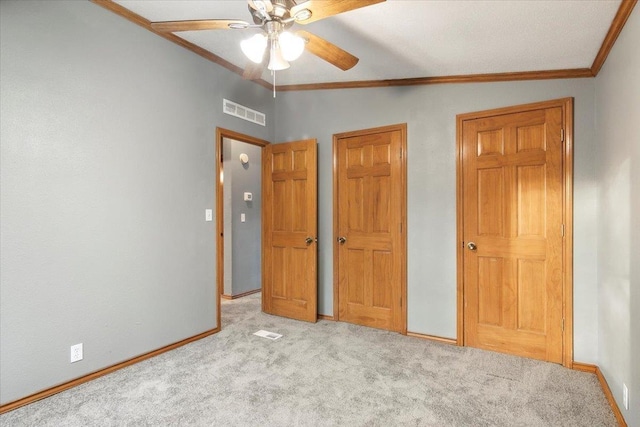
(96, 0), (633, 89)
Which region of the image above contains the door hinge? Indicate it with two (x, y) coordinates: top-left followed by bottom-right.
(561, 224), (565, 237)
(562, 318), (565, 331)
(561, 129), (565, 142)
(399, 148), (403, 159)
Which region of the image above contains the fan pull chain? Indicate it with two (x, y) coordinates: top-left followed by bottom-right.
(272, 70), (276, 98)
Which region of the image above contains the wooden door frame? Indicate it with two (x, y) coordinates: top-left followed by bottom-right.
(455, 98), (574, 367)
(215, 127), (269, 329)
(332, 123), (408, 334)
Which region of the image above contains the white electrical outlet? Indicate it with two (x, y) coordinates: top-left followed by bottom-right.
(70, 343), (83, 363)
(623, 383), (629, 410)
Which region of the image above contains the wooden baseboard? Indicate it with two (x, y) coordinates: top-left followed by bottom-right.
(572, 362), (627, 427)
(318, 314), (335, 321)
(0, 327), (220, 414)
(571, 361), (598, 373)
(221, 288), (261, 300)
(406, 331), (457, 345)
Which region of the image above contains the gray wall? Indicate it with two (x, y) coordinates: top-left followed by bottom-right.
(595, 6), (639, 425)
(274, 79), (599, 362)
(223, 138), (263, 296)
(0, 0), (273, 404)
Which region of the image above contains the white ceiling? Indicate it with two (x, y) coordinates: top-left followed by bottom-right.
(113, 0), (622, 86)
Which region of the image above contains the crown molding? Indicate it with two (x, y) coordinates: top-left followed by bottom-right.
(275, 68), (594, 91)
(591, 0), (637, 76)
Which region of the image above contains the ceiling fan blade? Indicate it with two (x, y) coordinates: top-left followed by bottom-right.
(292, 0), (385, 25)
(243, 61), (265, 80)
(298, 30), (358, 71)
(150, 19), (249, 33)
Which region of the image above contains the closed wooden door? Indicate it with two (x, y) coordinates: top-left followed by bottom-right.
(263, 139), (317, 322)
(335, 124), (406, 333)
(461, 105), (564, 363)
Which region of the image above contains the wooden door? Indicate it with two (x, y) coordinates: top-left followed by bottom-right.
(262, 139), (317, 322)
(461, 104), (565, 363)
(335, 124), (406, 333)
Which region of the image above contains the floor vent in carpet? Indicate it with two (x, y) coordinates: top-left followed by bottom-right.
(254, 330), (282, 340)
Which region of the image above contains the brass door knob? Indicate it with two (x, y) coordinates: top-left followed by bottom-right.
(305, 237), (314, 245)
(467, 242), (477, 251)
(337, 236), (347, 244)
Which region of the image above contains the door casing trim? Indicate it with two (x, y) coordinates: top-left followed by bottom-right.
(332, 123), (408, 334)
(455, 98), (574, 367)
(215, 128), (269, 330)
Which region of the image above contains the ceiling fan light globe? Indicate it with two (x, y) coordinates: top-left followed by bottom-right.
(268, 40), (290, 70)
(241, 34), (267, 64)
(279, 32), (305, 61)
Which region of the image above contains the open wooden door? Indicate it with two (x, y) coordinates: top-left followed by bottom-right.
(262, 139), (318, 322)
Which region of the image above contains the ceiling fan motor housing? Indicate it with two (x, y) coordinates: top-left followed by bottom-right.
(249, 0), (298, 27)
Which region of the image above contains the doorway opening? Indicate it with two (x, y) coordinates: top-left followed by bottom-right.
(215, 128), (269, 328)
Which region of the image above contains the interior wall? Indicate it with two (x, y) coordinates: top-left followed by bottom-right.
(595, 6), (639, 425)
(274, 78), (599, 362)
(0, 0), (273, 405)
(223, 141), (234, 295)
(223, 138), (263, 296)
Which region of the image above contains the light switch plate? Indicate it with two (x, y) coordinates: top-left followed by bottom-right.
(241, 213), (246, 223)
(205, 209), (213, 222)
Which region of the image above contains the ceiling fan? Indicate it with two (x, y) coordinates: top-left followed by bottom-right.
(150, 0), (385, 81)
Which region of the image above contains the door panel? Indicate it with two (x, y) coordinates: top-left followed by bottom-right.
(335, 125), (406, 333)
(263, 139), (317, 322)
(462, 106), (563, 363)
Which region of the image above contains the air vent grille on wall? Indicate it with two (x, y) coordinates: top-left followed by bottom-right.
(223, 99), (266, 126)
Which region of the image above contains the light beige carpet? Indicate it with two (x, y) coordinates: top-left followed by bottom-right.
(1, 293), (616, 426)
